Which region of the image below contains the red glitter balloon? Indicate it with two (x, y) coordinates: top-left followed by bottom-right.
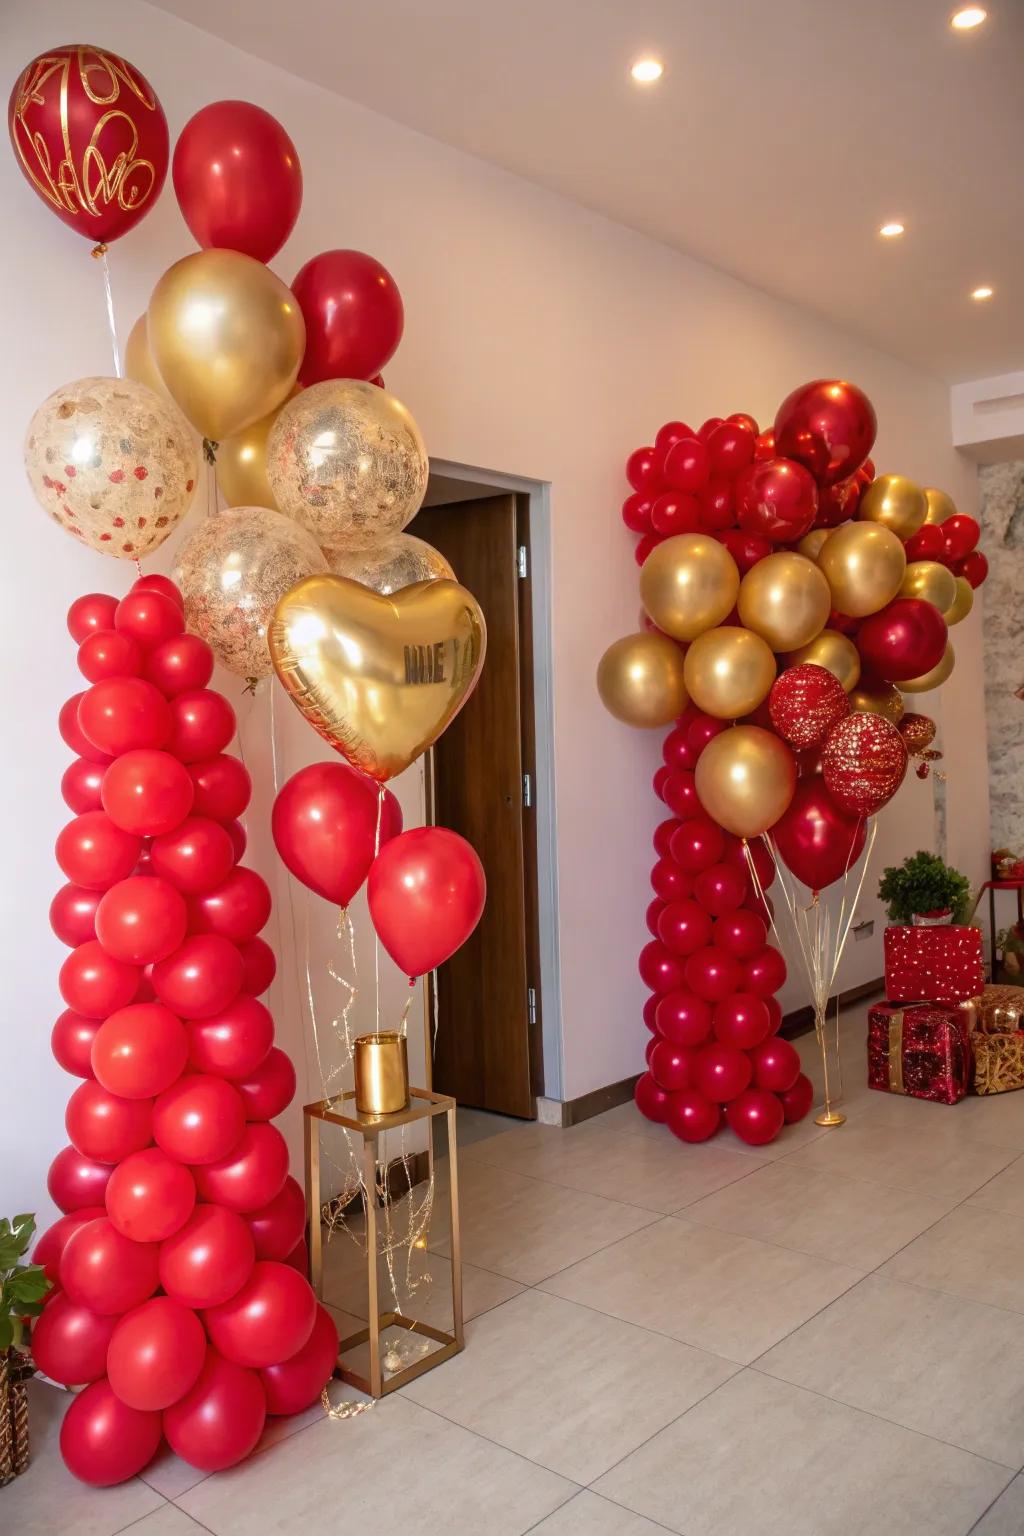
(768, 664), (850, 749)
(821, 713), (908, 818)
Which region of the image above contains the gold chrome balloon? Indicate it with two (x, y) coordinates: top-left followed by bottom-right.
(266, 380), (428, 549)
(269, 574), (486, 781)
(597, 632), (688, 728)
(694, 725), (797, 839)
(148, 250), (305, 442)
(639, 534), (739, 642)
(849, 678), (905, 725)
(858, 473), (928, 541)
(324, 534), (455, 595)
(900, 560), (958, 613)
(124, 314), (171, 402)
(24, 376), (197, 559)
(738, 552), (831, 652)
(817, 521), (907, 618)
(923, 487), (957, 526)
(215, 389), (301, 513)
(175, 506), (326, 678)
(901, 642), (955, 694)
(683, 626), (776, 720)
(786, 630), (861, 692)
(943, 576), (974, 626)
(797, 528), (832, 561)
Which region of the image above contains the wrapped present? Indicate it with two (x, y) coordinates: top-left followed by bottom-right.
(968, 985), (1024, 1095)
(867, 1002), (971, 1104)
(884, 924), (984, 1005)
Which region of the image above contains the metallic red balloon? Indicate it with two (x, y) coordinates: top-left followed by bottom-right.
(774, 380), (877, 486)
(272, 761), (402, 907)
(904, 524), (946, 562)
(771, 777), (867, 891)
(294, 249), (404, 385)
(655, 421), (696, 454)
(653, 818), (681, 857)
(173, 101), (302, 262)
(735, 458), (818, 542)
(942, 514), (980, 563)
(813, 476), (861, 529)
(956, 550), (988, 589)
(857, 599), (947, 682)
(768, 664), (850, 749)
(721, 529), (772, 573)
(821, 712), (908, 818)
(725, 1088), (784, 1145)
(666, 1087), (719, 1142)
(707, 420), (756, 480)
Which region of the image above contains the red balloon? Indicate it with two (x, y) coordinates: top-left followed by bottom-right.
(168, 690), (236, 762)
(662, 770), (701, 818)
(188, 867), (271, 942)
(52, 1009), (100, 1077)
(114, 590), (184, 650)
(694, 862), (748, 916)
(188, 996), (274, 1080)
(48, 1146), (111, 1213)
(626, 446), (661, 493)
(646, 898), (666, 937)
(663, 728), (695, 771)
(61, 1217), (159, 1315)
(163, 1346), (266, 1472)
(657, 898), (713, 956)
(651, 857), (693, 903)
(56, 812), (141, 891)
(942, 513), (980, 563)
(651, 492), (701, 537)
(813, 477), (861, 529)
(194, 1123), (289, 1213)
(753, 429), (775, 462)
(108, 1296), (207, 1411)
(780, 1071), (814, 1123)
(272, 761), (402, 907)
(132, 574), (184, 609)
(661, 437), (709, 494)
(32, 1291), (116, 1386)
(650, 1040), (694, 1092)
(226, 819), (247, 862)
(65, 1080), (152, 1163)
(153, 1074), (246, 1165)
(78, 678), (171, 757)
(713, 993), (772, 1049)
(50, 884), (101, 947)
(634, 1071), (670, 1123)
(101, 749), (195, 837)
(261, 1303), (337, 1415)
(174, 100), (302, 262)
(768, 664), (850, 749)
(188, 753), (252, 821)
(60, 692), (112, 764)
(653, 818), (681, 857)
(669, 816), (726, 873)
(159, 1204), (255, 1309)
(293, 249), (404, 385)
(643, 995), (659, 1032)
(144, 633), (214, 697)
(622, 492), (654, 533)
(205, 1258), (316, 1368)
(750, 1038), (801, 1092)
(62, 757), (107, 813)
(67, 594), (119, 644)
(283, 1237), (309, 1275)
(9, 46), (168, 245)
(59, 940), (139, 1018)
(956, 550), (988, 589)
(106, 1148), (196, 1243)
(94, 876), (188, 965)
(78, 630), (143, 683)
(714, 908), (767, 958)
(684, 946), (741, 1003)
(857, 599), (947, 682)
(692, 1041), (753, 1103)
(666, 1088), (720, 1143)
(151, 933), (244, 1018)
(771, 777), (867, 891)
(743, 945), (788, 995)
(367, 827), (486, 978)
(238, 936), (277, 997)
(91, 1003), (188, 1099)
(234, 1047), (296, 1122)
(59, 1378), (162, 1487)
(821, 713), (908, 817)
(654, 990), (712, 1046)
(687, 713), (730, 759)
(725, 1088), (785, 1146)
(765, 996), (783, 1035)
(245, 1176), (306, 1261)
(639, 940), (687, 993)
(700, 479), (736, 532)
(727, 836), (776, 891)
(774, 379), (877, 486)
(736, 458), (818, 543)
(721, 529), (772, 574)
(151, 817), (236, 894)
(33, 1208), (106, 1282)
(904, 524), (946, 562)
(707, 419), (756, 479)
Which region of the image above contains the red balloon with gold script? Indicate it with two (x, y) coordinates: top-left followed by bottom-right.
(8, 45), (168, 244)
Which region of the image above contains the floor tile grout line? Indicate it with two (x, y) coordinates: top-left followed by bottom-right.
(381, 1389), (587, 1494)
(110, 1503), (171, 1535)
(450, 1152), (700, 1218)
(578, 1364), (745, 1494)
(519, 1487), (683, 1536)
(965, 1475), (1021, 1536)
(519, 1278), (751, 1368)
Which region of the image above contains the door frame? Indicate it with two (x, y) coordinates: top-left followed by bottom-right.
(425, 458), (563, 1104)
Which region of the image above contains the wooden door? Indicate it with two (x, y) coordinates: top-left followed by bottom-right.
(409, 494), (538, 1117)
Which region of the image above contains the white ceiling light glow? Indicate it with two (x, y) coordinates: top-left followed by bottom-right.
(971, 285), (994, 300)
(950, 7), (987, 29)
(630, 58), (663, 84)
(879, 222), (905, 239)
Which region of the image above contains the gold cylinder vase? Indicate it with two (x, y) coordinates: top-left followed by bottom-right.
(354, 1033), (409, 1116)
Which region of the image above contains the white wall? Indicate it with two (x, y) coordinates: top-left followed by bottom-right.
(0, 0), (987, 1221)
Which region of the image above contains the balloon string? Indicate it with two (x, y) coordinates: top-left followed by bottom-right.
(373, 785), (385, 1035)
(92, 245), (121, 377)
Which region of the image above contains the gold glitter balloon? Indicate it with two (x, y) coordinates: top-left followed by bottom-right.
(923, 487), (957, 526)
(943, 576), (974, 626)
(694, 725), (797, 839)
(899, 560), (957, 612)
(797, 528), (833, 561)
(639, 534), (739, 642)
(24, 376), (197, 559)
(597, 632), (689, 728)
(124, 315), (171, 403)
(900, 642), (955, 694)
(858, 474), (928, 541)
(266, 380), (428, 549)
(899, 713), (937, 754)
(684, 626), (776, 719)
(175, 506), (327, 678)
(849, 677), (905, 725)
(817, 521), (907, 618)
(786, 630), (861, 692)
(738, 551), (831, 651)
(323, 533), (454, 595)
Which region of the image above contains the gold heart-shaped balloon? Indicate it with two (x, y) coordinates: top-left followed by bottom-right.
(269, 574), (487, 781)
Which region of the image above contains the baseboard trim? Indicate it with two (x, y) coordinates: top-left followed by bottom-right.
(780, 976), (884, 1039)
(539, 1075), (641, 1129)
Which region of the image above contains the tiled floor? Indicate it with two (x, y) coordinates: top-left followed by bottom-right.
(16, 1005), (1024, 1535)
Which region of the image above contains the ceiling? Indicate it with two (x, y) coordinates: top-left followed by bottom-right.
(152, 0), (1023, 383)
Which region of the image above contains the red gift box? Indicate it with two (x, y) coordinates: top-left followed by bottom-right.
(883, 925), (984, 1005)
(867, 1002), (971, 1104)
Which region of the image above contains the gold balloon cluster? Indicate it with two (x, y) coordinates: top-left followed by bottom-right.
(597, 633), (688, 728)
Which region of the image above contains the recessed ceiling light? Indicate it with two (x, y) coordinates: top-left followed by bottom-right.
(950, 6), (987, 29)
(879, 221), (905, 239)
(630, 58), (663, 84)
(971, 285), (994, 300)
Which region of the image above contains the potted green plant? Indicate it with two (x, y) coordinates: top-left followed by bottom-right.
(997, 925), (1024, 978)
(877, 850), (973, 927)
(1, 1214), (51, 1485)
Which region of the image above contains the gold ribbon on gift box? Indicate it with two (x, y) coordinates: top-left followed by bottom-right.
(887, 1011), (905, 1094)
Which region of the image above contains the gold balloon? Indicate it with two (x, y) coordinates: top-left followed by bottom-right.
(24, 376), (197, 559)
(858, 473), (928, 541)
(124, 314), (171, 402)
(266, 380), (428, 549)
(817, 521), (907, 618)
(324, 534), (455, 595)
(639, 534), (740, 642)
(683, 626), (776, 720)
(175, 507), (327, 678)
(797, 528), (832, 561)
(737, 552), (831, 652)
(148, 250), (305, 442)
(901, 642), (955, 694)
(694, 725), (797, 839)
(923, 487), (958, 526)
(786, 630), (861, 692)
(849, 678), (905, 725)
(270, 575), (486, 781)
(215, 389), (301, 513)
(899, 560), (958, 613)
(943, 576), (974, 626)
(597, 632), (688, 728)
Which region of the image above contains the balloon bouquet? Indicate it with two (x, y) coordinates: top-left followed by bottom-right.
(599, 381), (988, 1143)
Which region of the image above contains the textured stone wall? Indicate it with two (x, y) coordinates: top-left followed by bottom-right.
(979, 462), (1024, 856)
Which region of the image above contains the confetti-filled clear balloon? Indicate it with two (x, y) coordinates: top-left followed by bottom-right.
(175, 507), (327, 678)
(24, 377), (197, 559)
(266, 380), (428, 549)
(323, 533), (454, 595)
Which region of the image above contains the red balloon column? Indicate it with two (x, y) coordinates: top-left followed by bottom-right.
(38, 578), (336, 1487)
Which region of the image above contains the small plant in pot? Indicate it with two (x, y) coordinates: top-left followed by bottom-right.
(0, 1214), (51, 1485)
(997, 924), (1024, 978)
(878, 850), (973, 927)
